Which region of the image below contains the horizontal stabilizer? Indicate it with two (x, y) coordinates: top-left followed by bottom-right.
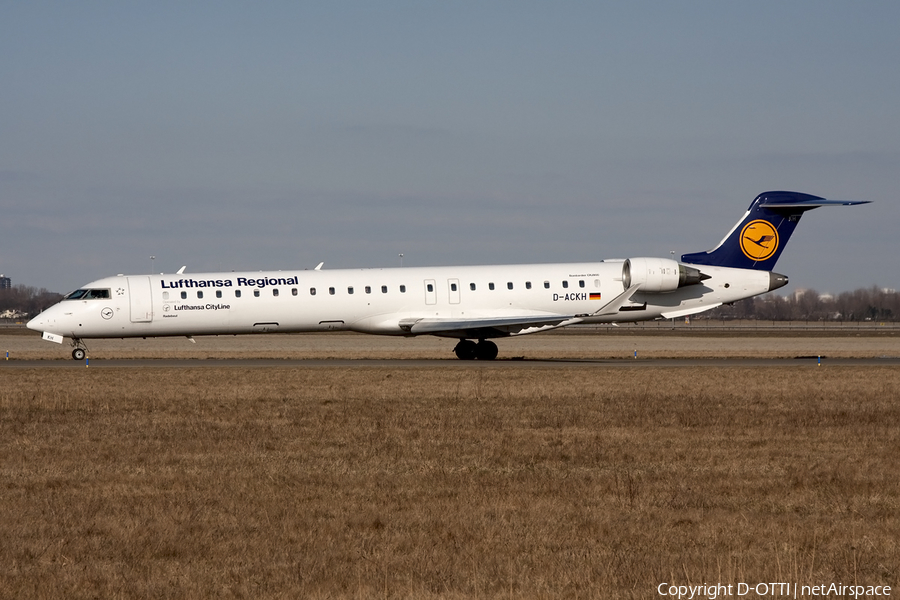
(758, 199), (871, 211)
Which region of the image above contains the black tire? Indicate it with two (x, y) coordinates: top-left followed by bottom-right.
(453, 339), (478, 360)
(475, 340), (499, 360)
(72, 348), (86, 361)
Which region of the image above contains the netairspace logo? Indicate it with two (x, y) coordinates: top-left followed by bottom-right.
(657, 582), (892, 599)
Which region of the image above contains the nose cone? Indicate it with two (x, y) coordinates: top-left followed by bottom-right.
(27, 313), (46, 332)
(27, 304), (60, 333)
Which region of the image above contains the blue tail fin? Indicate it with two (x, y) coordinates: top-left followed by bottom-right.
(681, 191), (869, 270)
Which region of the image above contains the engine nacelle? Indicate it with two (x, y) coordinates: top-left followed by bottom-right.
(622, 257), (708, 292)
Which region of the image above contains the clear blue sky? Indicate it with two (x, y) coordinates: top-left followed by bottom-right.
(2, 2), (896, 294)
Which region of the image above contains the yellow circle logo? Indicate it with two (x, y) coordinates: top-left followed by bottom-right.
(739, 220), (779, 261)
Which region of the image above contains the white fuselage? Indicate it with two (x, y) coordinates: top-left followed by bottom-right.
(28, 260), (772, 341)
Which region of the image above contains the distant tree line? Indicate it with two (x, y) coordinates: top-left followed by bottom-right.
(0, 285), (63, 319)
(705, 286), (899, 322)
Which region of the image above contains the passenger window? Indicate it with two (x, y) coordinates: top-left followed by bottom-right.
(400, 285), (406, 293)
(181, 291), (187, 299)
(216, 290), (222, 298)
(470, 283), (476, 291)
(526, 281), (532, 289)
(427, 283), (434, 292)
(489, 283), (495, 290)
(507, 282), (513, 290)
(562, 281), (569, 289)
(254, 290), (260, 297)
(329, 287), (335, 295)
(544, 281), (550, 289)
(381, 285), (388, 293)
(579, 280), (585, 288)
(292, 288), (298, 296)
(273, 289), (279, 297)
(365, 286), (371, 294)
(235, 290), (242, 298)
(197, 291), (203, 299)
(310, 288), (316, 296)
(450, 283), (457, 292)
(348, 287), (354, 294)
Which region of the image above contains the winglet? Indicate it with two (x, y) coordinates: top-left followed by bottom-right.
(590, 283), (643, 316)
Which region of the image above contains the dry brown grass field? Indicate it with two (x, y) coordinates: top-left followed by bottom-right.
(2, 355), (899, 598)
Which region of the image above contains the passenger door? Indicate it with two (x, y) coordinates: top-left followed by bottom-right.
(127, 276), (153, 322)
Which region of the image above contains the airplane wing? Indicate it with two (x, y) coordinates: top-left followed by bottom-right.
(398, 314), (581, 338)
(395, 284), (646, 338)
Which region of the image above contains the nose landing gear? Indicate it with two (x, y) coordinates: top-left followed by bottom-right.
(453, 339), (499, 361)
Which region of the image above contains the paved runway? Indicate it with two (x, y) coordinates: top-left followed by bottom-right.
(3, 357), (898, 369)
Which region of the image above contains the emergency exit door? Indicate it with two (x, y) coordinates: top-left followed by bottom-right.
(424, 279), (437, 305)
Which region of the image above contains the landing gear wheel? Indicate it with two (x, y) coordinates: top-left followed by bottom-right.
(475, 340), (499, 361)
(72, 348), (86, 361)
(453, 340), (478, 360)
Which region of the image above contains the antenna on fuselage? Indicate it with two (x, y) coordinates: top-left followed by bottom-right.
(177, 266), (187, 274)
(314, 262), (324, 271)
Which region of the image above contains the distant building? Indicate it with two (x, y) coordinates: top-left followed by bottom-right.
(0, 274), (10, 290)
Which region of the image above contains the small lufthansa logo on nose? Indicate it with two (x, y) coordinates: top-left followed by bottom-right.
(101, 307), (114, 320)
(739, 220), (779, 261)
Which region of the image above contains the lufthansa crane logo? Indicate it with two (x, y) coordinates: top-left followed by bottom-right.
(739, 220), (779, 261)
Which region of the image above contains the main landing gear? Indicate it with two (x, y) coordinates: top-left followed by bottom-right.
(71, 338), (88, 361)
(453, 339), (499, 361)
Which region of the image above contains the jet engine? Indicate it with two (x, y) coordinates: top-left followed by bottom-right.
(622, 257), (709, 292)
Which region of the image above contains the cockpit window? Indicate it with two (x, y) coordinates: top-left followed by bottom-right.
(64, 288), (110, 300)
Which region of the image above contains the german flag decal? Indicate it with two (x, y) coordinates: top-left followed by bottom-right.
(589, 293), (602, 300)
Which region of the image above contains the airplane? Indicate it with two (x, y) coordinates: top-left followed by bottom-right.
(27, 191), (868, 360)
